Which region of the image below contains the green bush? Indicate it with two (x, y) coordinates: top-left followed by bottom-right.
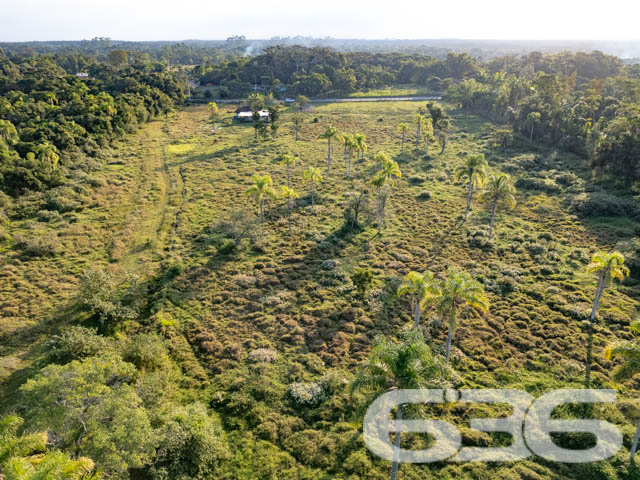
(48, 326), (111, 362)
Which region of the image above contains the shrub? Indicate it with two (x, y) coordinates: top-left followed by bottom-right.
(212, 209), (258, 248)
(408, 174), (425, 185)
(416, 190), (432, 201)
(123, 333), (169, 371)
(152, 403), (229, 480)
(248, 348), (278, 363)
(515, 176), (562, 194)
(350, 268), (375, 299)
(76, 268), (147, 332)
(14, 233), (59, 257)
(466, 227), (493, 250)
(570, 192), (640, 218)
(48, 326), (111, 362)
(288, 382), (324, 407)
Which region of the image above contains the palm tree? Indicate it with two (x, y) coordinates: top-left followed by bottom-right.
(371, 154), (402, 234)
(604, 321), (640, 462)
(354, 133), (368, 163)
(397, 123), (409, 153)
(525, 112), (541, 141)
(208, 101), (219, 131)
(245, 174), (277, 235)
(434, 267), (489, 365)
(341, 133), (356, 178)
(351, 330), (449, 480)
(585, 251), (630, 387)
(279, 152), (296, 188)
(0, 120), (18, 145)
(481, 174), (516, 241)
(281, 186), (300, 233)
(397, 270), (439, 329)
(292, 113), (303, 141)
(414, 114), (424, 148)
(454, 154), (489, 221)
(302, 167), (323, 209)
(0, 414), (97, 479)
(318, 126), (338, 175)
(35, 142), (60, 168)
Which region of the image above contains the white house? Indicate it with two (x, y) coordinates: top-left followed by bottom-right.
(234, 108), (270, 122)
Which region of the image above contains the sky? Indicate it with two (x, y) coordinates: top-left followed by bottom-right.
(1, 0), (639, 42)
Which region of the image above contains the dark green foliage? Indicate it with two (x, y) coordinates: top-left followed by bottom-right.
(350, 268), (375, 299)
(48, 326), (111, 362)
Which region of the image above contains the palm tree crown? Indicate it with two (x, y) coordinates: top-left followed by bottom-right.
(397, 270), (440, 329)
(455, 153), (489, 221)
(434, 267), (489, 364)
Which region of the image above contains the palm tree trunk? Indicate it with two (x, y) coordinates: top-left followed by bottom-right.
(311, 185), (315, 209)
(401, 133), (405, 153)
(488, 200), (497, 240)
(390, 404), (403, 480)
(287, 198), (292, 233)
(464, 181), (474, 221)
(586, 274), (605, 388)
(286, 165), (291, 188)
(295, 128), (299, 141)
(326, 138), (332, 174)
(413, 301), (421, 329)
(530, 124), (534, 141)
(259, 200), (265, 235)
(445, 326), (453, 365)
(630, 418), (640, 463)
(415, 124), (421, 147)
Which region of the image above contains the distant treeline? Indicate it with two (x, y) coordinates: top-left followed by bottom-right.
(0, 51), (185, 197)
(445, 51), (640, 187)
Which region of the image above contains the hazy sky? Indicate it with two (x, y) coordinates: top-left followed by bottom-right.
(1, 0), (639, 42)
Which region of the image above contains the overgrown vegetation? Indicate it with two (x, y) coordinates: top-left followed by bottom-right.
(1, 45), (640, 480)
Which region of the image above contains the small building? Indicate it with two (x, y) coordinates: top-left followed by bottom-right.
(234, 106), (269, 122)
(75, 72), (89, 79)
(284, 98), (295, 104)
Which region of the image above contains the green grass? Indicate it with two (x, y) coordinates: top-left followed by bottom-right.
(1, 100), (639, 479)
(348, 84), (436, 97)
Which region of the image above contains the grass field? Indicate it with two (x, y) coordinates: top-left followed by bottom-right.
(1, 100), (639, 479)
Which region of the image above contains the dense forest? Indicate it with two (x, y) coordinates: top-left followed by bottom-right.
(1, 40), (640, 480)
(0, 49), (185, 200)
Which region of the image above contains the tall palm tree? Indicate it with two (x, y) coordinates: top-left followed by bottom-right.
(481, 174), (516, 240)
(371, 154), (402, 234)
(397, 123), (409, 153)
(454, 154), (489, 221)
(318, 126), (337, 175)
(354, 133), (368, 163)
(585, 251), (630, 387)
(281, 186), (300, 233)
(525, 112), (541, 141)
(604, 321), (640, 462)
(397, 270), (439, 329)
(292, 113), (303, 141)
(245, 174), (277, 235)
(341, 133), (356, 178)
(434, 267), (489, 365)
(35, 142), (60, 168)
(351, 330), (449, 480)
(279, 152), (296, 188)
(302, 167), (323, 210)
(0, 120), (18, 145)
